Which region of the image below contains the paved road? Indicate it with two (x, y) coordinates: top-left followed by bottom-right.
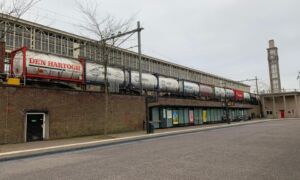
(1, 119), (300, 180)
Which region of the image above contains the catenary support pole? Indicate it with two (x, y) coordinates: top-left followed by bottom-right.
(137, 21), (143, 95)
(255, 76), (259, 95)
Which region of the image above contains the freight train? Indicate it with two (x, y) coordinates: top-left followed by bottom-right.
(9, 47), (258, 104)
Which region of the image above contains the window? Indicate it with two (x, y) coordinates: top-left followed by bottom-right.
(61, 37), (68, 56)
(78, 42), (85, 57)
(6, 24), (14, 48)
(35, 31), (42, 50)
(85, 44), (91, 60)
(0, 21), (4, 39)
(271, 63), (278, 78)
(56, 36), (61, 54)
(266, 110), (273, 115)
(23, 27), (31, 48)
(49, 34), (55, 53)
(90, 45), (95, 61)
(95, 47), (101, 61)
(68, 40), (73, 56)
(15, 26), (23, 48)
(269, 49), (276, 56)
(272, 80), (278, 89)
(42, 32), (49, 52)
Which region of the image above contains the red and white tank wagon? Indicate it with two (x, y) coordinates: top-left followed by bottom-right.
(234, 89), (244, 101)
(10, 47), (85, 83)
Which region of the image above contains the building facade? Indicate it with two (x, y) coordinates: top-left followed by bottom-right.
(0, 14), (260, 144)
(261, 92), (300, 118)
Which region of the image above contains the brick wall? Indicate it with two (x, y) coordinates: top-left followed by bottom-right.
(0, 86), (145, 144)
(0, 86), (261, 144)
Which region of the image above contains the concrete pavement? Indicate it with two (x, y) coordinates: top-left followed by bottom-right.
(0, 119), (277, 161)
(1, 118), (300, 180)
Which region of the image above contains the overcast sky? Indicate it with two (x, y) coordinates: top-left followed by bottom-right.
(20, 0), (300, 92)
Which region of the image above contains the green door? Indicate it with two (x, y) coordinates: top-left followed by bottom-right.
(194, 109), (199, 125)
(178, 108), (184, 125)
(151, 107), (160, 128)
(199, 109), (203, 124)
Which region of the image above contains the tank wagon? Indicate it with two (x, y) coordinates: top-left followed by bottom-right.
(10, 47), (258, 102)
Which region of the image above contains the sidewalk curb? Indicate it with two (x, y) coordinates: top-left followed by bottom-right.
(0, 119), (281, 162)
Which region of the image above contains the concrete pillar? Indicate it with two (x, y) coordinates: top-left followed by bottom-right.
(272, 96), (276, 118)
(283, 95), (286, 118)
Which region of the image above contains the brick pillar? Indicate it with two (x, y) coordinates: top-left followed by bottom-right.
(0, 41), (5, 73)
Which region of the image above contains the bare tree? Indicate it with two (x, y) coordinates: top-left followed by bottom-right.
(76, 0), (134, 42)
(0, 0), (40, 67)
(0, 0), (39, 18)
(76, 0), (136, 136)
(256, 80), (270, 94)
(0, 0), (40, 40)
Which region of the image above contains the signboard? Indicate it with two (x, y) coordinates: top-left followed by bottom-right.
(163, 109), (166, 119)
(202, 110), (207, 123)
(173, 111), (179, 125)
(189, 110), (194, 124)
(234, 90), (244, 100)
(167, 110), (172, 119)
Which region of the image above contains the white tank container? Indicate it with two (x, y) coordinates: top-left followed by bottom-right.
(244, 92), (251, 101)
(85, 62), (125, 85)
(214, 87), (225, 98)
(159, 76), (179, 93)
(129, 71), (158, 90)
(225, 89), (234, 99)
(12, 49), (83, 81)
(179, 81), (200, 95)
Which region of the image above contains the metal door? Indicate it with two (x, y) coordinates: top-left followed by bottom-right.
(280, 110), (285, 118)
(26, 113), (45, 142)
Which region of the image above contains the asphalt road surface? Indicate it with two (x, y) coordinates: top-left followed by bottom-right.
(1, 119), (300, 180)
